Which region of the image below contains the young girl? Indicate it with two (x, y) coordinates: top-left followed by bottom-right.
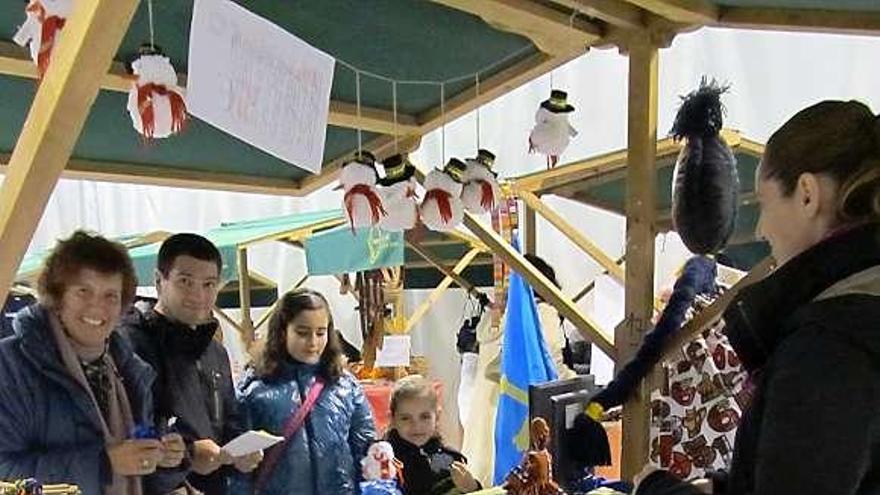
(386, 375), (482, 495)
(232, 288), (376, 494)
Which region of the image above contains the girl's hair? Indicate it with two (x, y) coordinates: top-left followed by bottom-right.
(762, 100), (880, 224)
(390, 375), (438, 416)
(38, 230), (138, 310)
(253, 288), (345, 382)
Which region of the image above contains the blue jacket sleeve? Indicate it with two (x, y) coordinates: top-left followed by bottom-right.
(347, 379), (377, 487)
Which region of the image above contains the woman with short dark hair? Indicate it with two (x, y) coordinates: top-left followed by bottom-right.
(0, 231), (184, 494)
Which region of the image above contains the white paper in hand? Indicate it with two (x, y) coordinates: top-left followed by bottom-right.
(222, 430), (283, 457)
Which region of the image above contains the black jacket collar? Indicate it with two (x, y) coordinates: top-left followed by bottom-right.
(146, 309), (218, 358)
(724, 222), (880, 372)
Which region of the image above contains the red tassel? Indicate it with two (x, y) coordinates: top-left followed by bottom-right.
(26, 2), (66, 79)
(424, 189), (453, 224)
(344, 184), (386, 231)
(478, 180), (495, 211)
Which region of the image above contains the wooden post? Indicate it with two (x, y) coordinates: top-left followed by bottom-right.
(619, 36), (659, 479)
(524, 204), (537, 255)
(0, 0), (141, 305)
(237, 248), (255, 349)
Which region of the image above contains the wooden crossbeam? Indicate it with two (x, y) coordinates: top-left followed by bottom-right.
(551, 0), (647, 29)
(0, 0), (141, 307)
(717, 7), (880, 36)
(406, 239), (482, 296)
(237, 248), (255, 348)
(619, 0), (717, 24)
(0, 41), (419, 136)
(431, 0), (602, 56)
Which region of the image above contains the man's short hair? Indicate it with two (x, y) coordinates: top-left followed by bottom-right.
(157, 233), (222, 277)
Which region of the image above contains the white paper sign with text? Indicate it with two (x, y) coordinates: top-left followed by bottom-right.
(188, 0), (335, 173)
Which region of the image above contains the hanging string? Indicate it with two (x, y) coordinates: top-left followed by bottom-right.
(147, 0), (155, 50)
(355, 69), (363, 154)
(475, 73), (481, 150)
(440, 82), (446, 166)
(392, 81), (399, 154)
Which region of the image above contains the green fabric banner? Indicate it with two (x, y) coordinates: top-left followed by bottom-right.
(305, 225), (404, 275)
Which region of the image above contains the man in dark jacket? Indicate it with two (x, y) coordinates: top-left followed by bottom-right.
(120, 234), (261, 494)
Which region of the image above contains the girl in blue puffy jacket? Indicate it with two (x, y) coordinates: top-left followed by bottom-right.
(233, 288), (376, 494)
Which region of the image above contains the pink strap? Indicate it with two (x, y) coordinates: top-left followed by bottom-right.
(254, 379), (325, 493)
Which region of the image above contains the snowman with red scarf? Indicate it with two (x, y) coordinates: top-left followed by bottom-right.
(126, 45), (188, 140)
(420, 158), (466, 232)
(377, 153), (419, 232)
(13, 0), (73, 78)
(460, 148), (501, 215)
(340, 150), (386, 231)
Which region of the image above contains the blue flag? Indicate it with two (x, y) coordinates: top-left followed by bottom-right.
(493, 236), (558, 484)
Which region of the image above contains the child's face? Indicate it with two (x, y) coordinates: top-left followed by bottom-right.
(393, 397), (438, 447)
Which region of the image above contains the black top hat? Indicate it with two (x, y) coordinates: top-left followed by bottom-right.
(349, 150), (377, 167)
(378, 153), (416, 186)
(443, 158), (467, 183)
(468, 148), (498, 178)
(540, 89), (575, 113)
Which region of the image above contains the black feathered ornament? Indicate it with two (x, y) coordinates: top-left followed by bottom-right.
(670, 79), (739, 255)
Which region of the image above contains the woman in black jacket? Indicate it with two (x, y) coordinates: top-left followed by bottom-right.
(636, 100), (880, 495)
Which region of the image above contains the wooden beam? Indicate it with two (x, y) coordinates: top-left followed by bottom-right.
(406, 239), (482, 295)
(237, 248), (255, 348)
(0, 155), (306, 196)
(462, 211), (616, 357)
(297, 134), (422, 196)
(0, 41), (419, 136)
(0, 0), (141, 307)
(405, 248), (481, 332)
(573, 255), (625, 302)
(717, 8), (880, 36)
(213, 305), (245, 342)
(620, 0), (717, 24)
(662, 257), (773, 360)
(517, 187), (625, 283)
(619, 37), (659, 479)
(431, 0), (602, 56)
(524, 203), (537, 255)
(551, 0), (647, 29)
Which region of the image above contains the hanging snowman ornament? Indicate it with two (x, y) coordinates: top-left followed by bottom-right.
(528, 89), (578, 168)
(126, 45), (187, 140)
(340, 150), (386, 231)
(377, 153), (418, 232)
(360, 441), (403, 495)
(13, 0), (73, 78)
(461, 148), (501, 215)
(420, 158), (466, 232)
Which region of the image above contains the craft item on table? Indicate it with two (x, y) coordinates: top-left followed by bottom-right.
(340, 150), (386, 231)
(670, 78), (739, 254)
(13, 0), (72, 78)
(420, 158), (466, 232)
(360, 441), (404, 495)
(461, 149), (501, 215)
(528, 90), (578, 169)
(126, 44), (188, 140)
(504, 418), (566, 495)
(377, 153), (419, 232)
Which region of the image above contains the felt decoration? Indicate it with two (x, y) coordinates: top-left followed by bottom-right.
(529, 90), (578, 169)
(13, 0), (72, 79)
(420, 158), (466, 232)
(377, 153), (418, 232)
(461, 149), (501, 215)
(503, 418), (567, 495)
(670, 79), (739, 254)
(126, 46), (187, 140)
(360, 441), (404, 495)
(340, 151), (386, 231)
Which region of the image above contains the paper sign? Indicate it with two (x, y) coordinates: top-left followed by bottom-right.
(222, 430), (284, 457)
(375, 335), (411, 368)
(188, 0), (335, 173)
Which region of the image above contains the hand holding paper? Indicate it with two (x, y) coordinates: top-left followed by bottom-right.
(222, 430), (284, 458)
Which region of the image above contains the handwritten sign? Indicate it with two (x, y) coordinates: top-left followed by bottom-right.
(188, 0), (335, 173)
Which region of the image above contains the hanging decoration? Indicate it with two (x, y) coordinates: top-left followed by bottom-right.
(377, 153), (419, 232)
(13, 0), (73, 79)
(670, 78), (739, 255)
(126, 45), (188, 140)
(420, 158), (466, 232)
(341, 150), (386, 231)
(528, 89), (578, 168)
(360, 441), (404, 495)
(461, 148), (501, 215)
